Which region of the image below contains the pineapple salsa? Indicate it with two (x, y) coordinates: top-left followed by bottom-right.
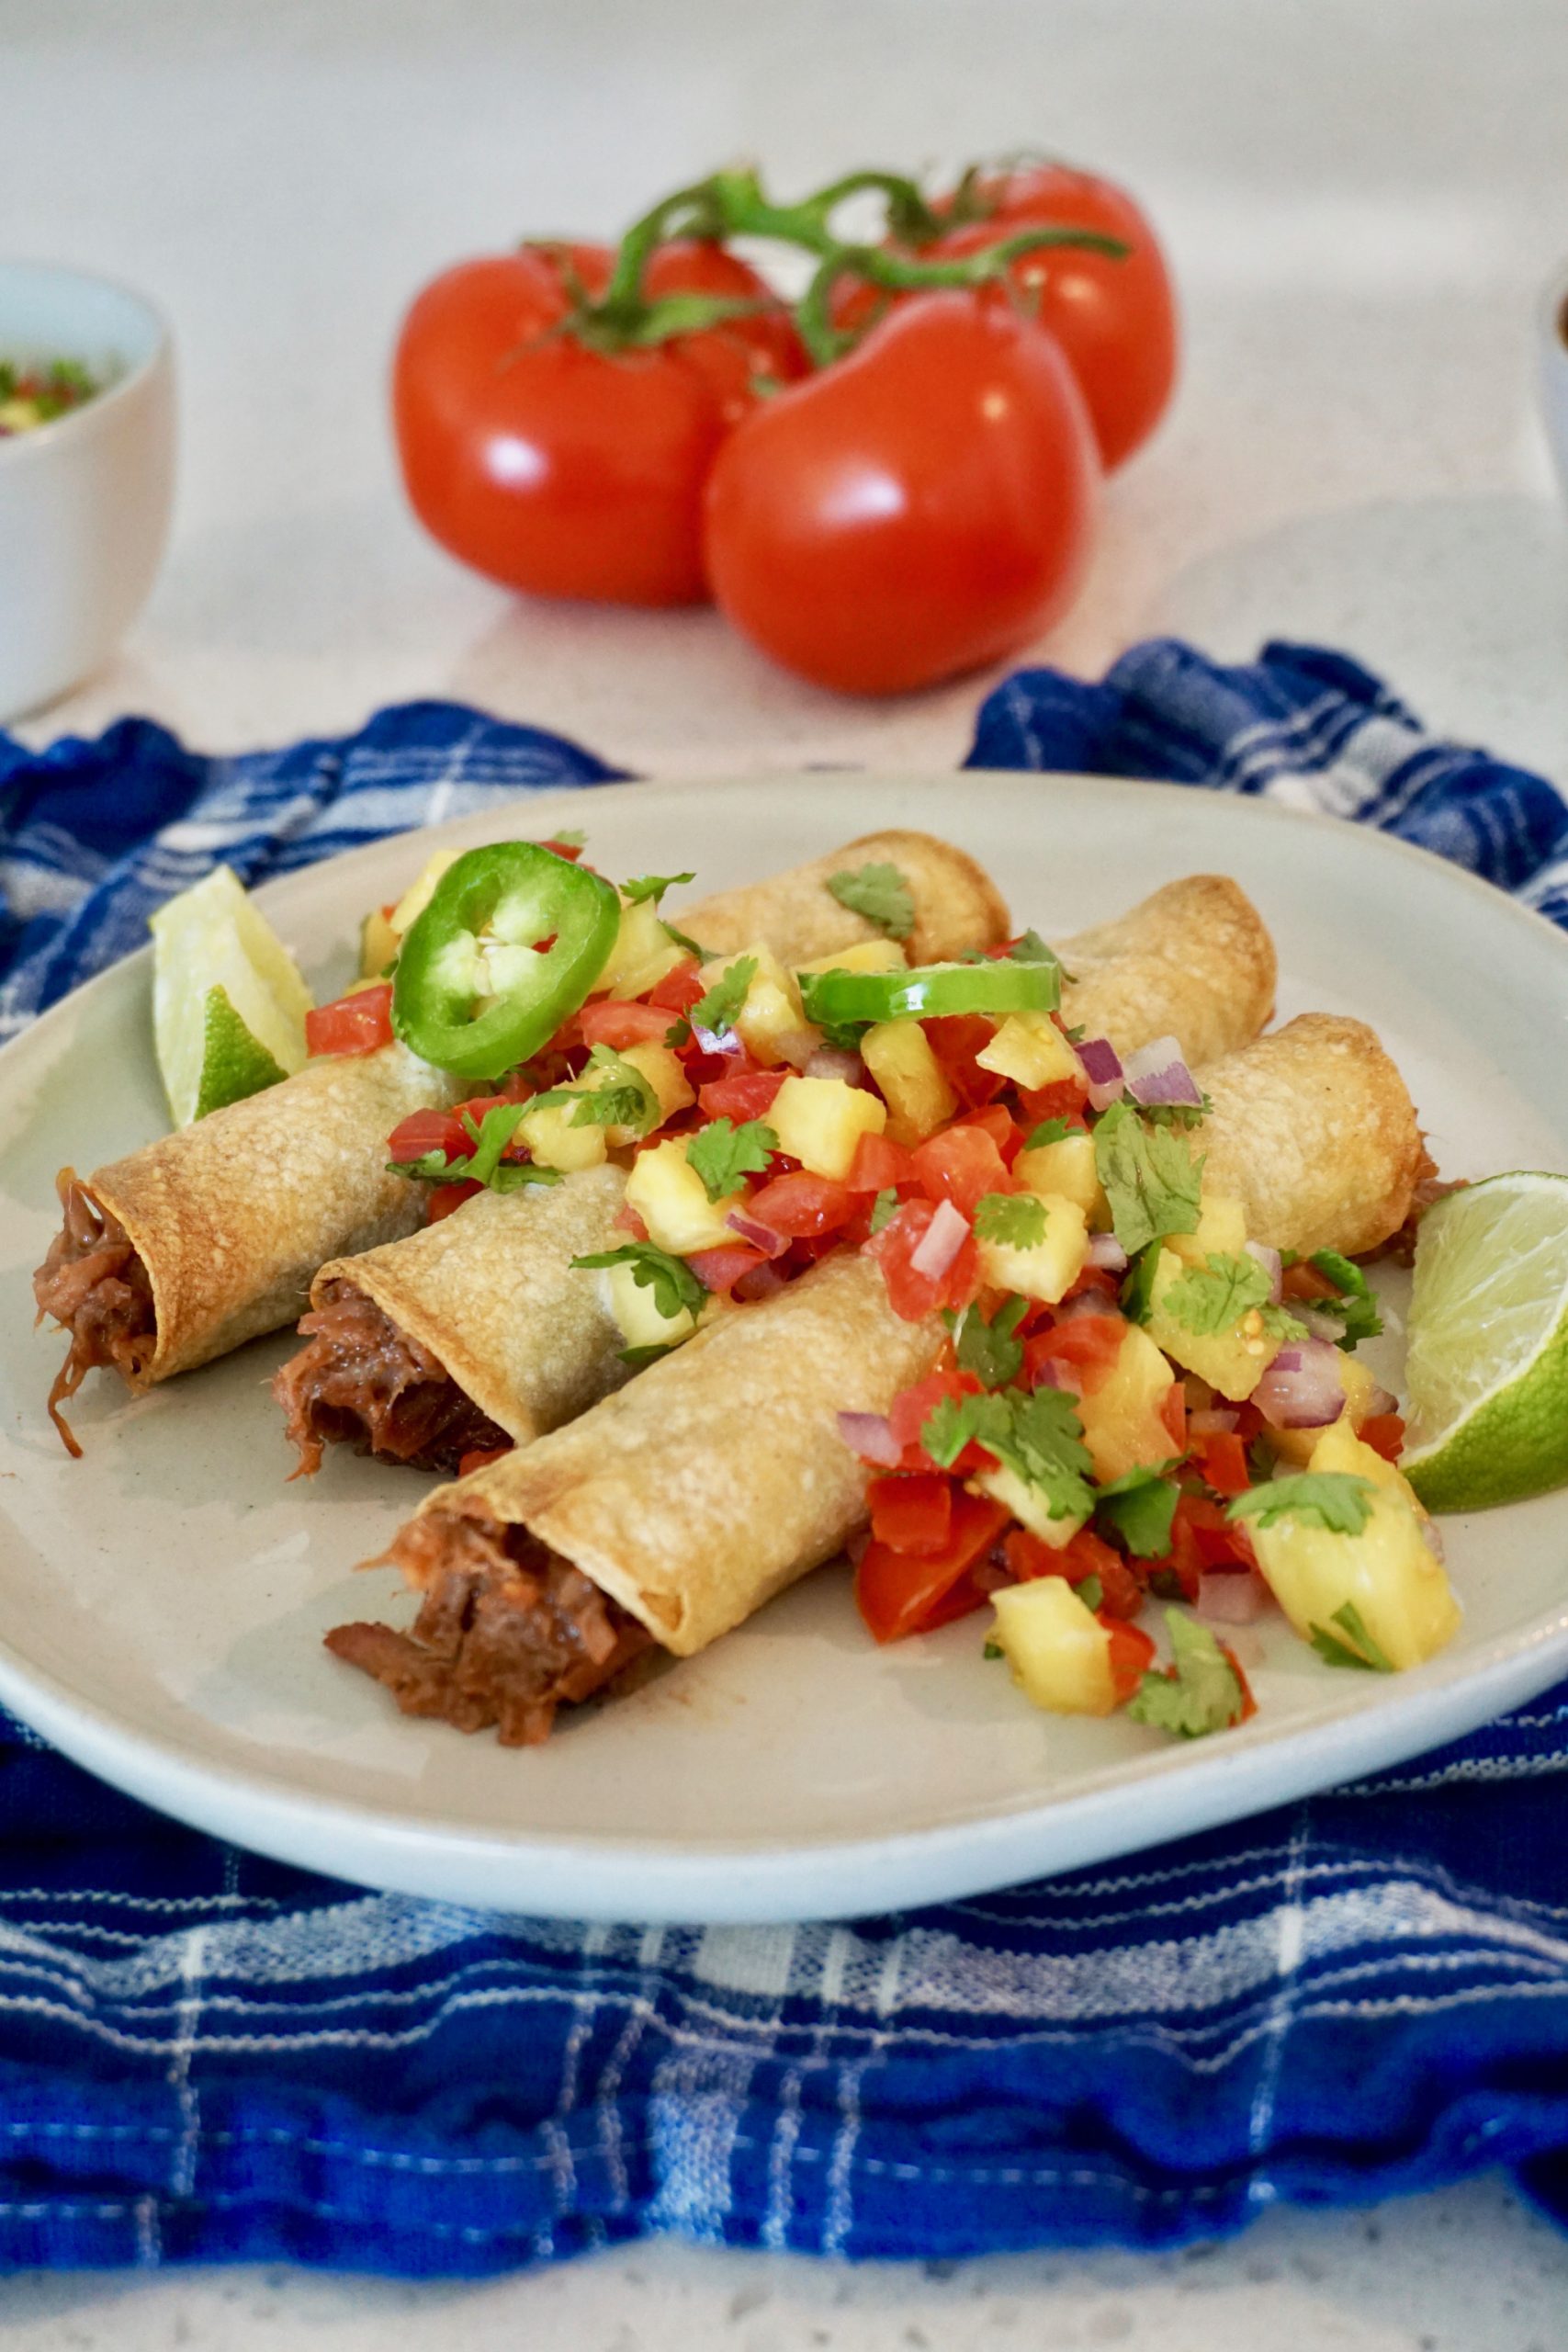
(338, 836), (1460, 1747)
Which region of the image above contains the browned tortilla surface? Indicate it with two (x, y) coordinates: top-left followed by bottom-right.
(1058, 876), (1276, 1066)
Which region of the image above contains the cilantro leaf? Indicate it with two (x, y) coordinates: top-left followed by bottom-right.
(1308, 1600), (1395, 1673)
(1228, 1472), (1376, 1536)
(689, 956), (757, 1042)
(1094, 1464), (1181, 1558)
(1076, 1572), (1104, 1612)
(1162, 1251), (1306, 1343)
(1127, 1610), (1247, 1739)
(685, 1117), (778, 1203)
(527, 1044), (660, 1136)
(869, 1186), (901, 1236)
(619, 1340), (684, 1370)
(386, 1101), (563, 1194)
(974, 1193), (1046, 1249)
(919, 1392), (984, 1471)
(1023, 1116), (1073, 1150)
(953, 1295), (1029, 1389)
(1140, 1094), (1213, 1132)
(621, 871), (695, 908)
(926, 1385), (1094, 1521)
(1121, 1241), (1162, 1325)
(572, 1242), (708, 1324)
(826, 862), (915, 942)
(1093, 1101), (1204, 1255)
(542, 826), (586, 850)
(1005, 928), (1063, 971)
(1306, 1250), (1384, 1349)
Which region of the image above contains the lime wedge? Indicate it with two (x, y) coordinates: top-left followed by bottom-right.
(150, 865), (312, 1126)
(1402, 1170), (1568, 1511)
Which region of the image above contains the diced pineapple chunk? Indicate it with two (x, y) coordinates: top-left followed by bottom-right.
(971, 1460), (1088, 1549)
(860, 1021), (957, 1145)
(389, 848), (463, 937)
(596, 896), (686, 1001)
(1145, 1246), (1271, 1403)
(1248, 1476), (1460, 1671)
(625, 1138), (741, 1254)
(1012, 1131), (1105, 1224)
(600, 1259), (698, 1351)
(515, 1095), (609, 1173)
(1310, 1419), (1425, 1519)
(977, 1192), (1089, 1305)
(770, 1075), (887, 1181)
(358, 906), (399, 980)
(1271, 1354), (1382, 1466)
(698, 944), (818, 1069)
(976, 1011), (1081, 1091)
(1166, 1191), (1248, 1270)
(990, 1577), (1116, 1715)
(795, 940), (908, 977)
(614, 1041), (694, 1131)
(1077, 1323), (1177, 1483)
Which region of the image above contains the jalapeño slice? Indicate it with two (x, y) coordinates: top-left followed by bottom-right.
(391, 842), (620, 1080)
(797, 956), (1060, 1029)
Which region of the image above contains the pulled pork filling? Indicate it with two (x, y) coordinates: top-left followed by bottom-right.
(326, 1508), (653, 1745)
(33, 1173), (157, 1457)
(273, 1280), (511, 1476)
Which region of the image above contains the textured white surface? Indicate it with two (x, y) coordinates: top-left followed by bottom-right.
(5, 0), (1568, 2339)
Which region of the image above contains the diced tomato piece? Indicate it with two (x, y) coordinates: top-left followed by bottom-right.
(734, 1259), (789, 1304)
(697, 1066), (787, 1123)
(924, 1014), (1006, 1109)
(647, 956), (704, 1014)
(864, 1198), (956, 1322)
(1095, 1544), (1147, 1620)
(1281, 1260), (1339, 1303)
(614, 1202), (649, 1238)
(1104, 1617), (1157, 1703)
(845, 1131), (917, 1194)
(910, 1124), (1012, 1216)
(578, 1000), (671, 1049)
(887, 1365), (981, 1468)
(685, 1244), (764, 1295)
(1003, 1526), (1065, 1583)
(855, 1491), (1011, 1643)
(1025, 1313), (1126, 1397)
(427, 1180), (481, 1222)
(868, 1472), (956, 1557)
(540, 839), (583, 862)
(748, 1171), (854, 1239)
(1173, 1493), (1255, 1577)
(1160, 1382), (1189, 1451)
(457, 1443), (513, 1477)
(306, 982), (393, 1057)
(1193, 1430), (1251, 1497)
(961, 1102), (1024, 1165)
(1017, 1076), (1089, 1130)
(386, 1106), (468, 1164)
(1218, 1638), (1258, 1723)
(1359, 1412), (1406, 1462)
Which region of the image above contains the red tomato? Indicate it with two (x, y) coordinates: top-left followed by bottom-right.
(696, 1066), (785, 1123)
(386, 1106), (467, 1164)
(747, 1170), (854, 1239)
(924, 1015), (1007, 1110)
(911, 1124), (1012, 1216)
(647, 956), (705, 1014)
(428, 1180), (481, 1222)
(1193, 1430), (1251, 1498)
(863, 1197), (981, 1321)
(959, 1102), (1023, 1164)
(1160, 1383), (1189, 1452)
(1104, 1617), (1157, 1703)
(393, 242), (806, 607)
(685, 1243), (764, 1295)
(925, 164), (1179, 470)
(703, 295), (1100, 695)
(844, 1131), (917, 1193)
(1018, 1077), (1090, 1130)
(306, 984), (393, 1057)
(867, 1472), (955, 1557)
(1359, 1412), (1406, 1462)
(1025, 1313), (1125, 1397)
(855, 1491), (1010, 1643)
(888, 1365), (982, 1459)
(576, 1001), (672, 1050)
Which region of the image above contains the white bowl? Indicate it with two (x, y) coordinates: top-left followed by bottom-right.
(0, 261), (175, 724)
(1540, 254), (1568, 504)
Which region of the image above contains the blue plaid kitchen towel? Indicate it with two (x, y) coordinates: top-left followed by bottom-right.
(3, 638), (1568, 2274)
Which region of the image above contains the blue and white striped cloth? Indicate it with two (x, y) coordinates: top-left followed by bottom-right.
(2, 639), (1568, 2274)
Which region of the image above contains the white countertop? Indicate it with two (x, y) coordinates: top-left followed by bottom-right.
(6, 0), (1568, 2341)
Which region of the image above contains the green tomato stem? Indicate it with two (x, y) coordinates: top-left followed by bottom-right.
(793, 223), (1130, 368)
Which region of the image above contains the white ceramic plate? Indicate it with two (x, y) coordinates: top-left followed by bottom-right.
(3, 773), (1567, 1926)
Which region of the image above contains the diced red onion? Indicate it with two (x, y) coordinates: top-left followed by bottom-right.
(837, 1409), (900, 1467)
(805, 1047), (864, 1085)
(1366, 1385), (1398, 1417)
(1244, 1240), (1282, 1303)
(735, 1260), (788, 1305)
(909, 1198), (969, 1281)
(1088, 1232), (1128, 1274)
(727, 1210), (790, 1261)
(1255, 1339), (1346, 1430)
(1031, 1354), (1084, 1397)
(1056, 1289), (1125, 1325)
(693, 1022), (743, 1057)
(1190, 1407), (1240, 1436)
(1296, 1305), (1346, 1343)
(1075, 1035), (1125, 1113)
(1122, 1035), (1203, 1110)
(1198, 1566), (1269, 1624)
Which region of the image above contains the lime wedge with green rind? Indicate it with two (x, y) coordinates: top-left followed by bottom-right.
(1402, 1170), (1568, 1511)
(151, 865), (312, 1126)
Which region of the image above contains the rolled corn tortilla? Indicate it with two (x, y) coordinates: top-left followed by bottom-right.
(325, 1252), (943, 1744)
(1058, 876), (1277, 1067)
(35, 1045), (461, 1449)
(1194, 1012), (1423, 1258)
(275, 869), (1280, 1476)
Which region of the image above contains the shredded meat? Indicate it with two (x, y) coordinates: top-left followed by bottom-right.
(32, 1171), (157, 1457)
(273, 1280), (511, 1476)
(326, 1508), (653, 1745)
